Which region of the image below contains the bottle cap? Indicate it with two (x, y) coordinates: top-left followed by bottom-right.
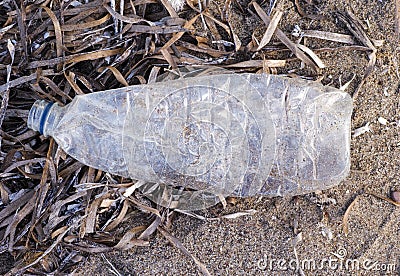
(27, 100), (54, 135)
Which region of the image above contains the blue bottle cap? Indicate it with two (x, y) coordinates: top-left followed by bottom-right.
(27, 100), (54, 135)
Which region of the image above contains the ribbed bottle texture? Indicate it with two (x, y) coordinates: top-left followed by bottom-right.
(28, 71), (352, 210)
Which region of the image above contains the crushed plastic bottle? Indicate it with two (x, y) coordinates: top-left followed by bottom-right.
(27, 68), (353, 210)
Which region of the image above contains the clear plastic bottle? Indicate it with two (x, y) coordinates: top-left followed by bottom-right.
(28, 68), (352, 210)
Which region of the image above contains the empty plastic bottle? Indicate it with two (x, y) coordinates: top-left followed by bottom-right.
(27, 67), (352, 210)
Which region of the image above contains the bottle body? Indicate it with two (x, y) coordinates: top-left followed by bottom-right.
(28, 72), (352, 210)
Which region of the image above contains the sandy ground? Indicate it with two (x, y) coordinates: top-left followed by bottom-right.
(73, 0), (400, 275)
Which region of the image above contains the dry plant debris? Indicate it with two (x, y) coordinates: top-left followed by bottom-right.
(0, 0), (385, 274)
(342, 191), (400, 236)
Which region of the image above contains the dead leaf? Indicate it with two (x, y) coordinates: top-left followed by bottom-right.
(257, 10), (283, 51)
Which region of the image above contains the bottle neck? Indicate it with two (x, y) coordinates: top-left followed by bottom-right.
(28, 100), (60, 137)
